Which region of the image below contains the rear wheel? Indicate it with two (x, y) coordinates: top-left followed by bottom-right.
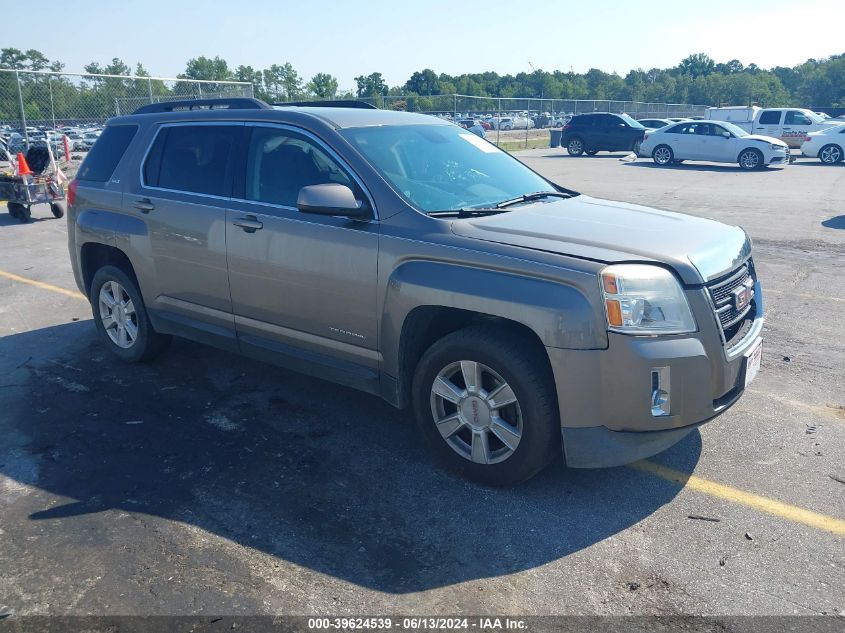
(50, 202), (65, 218)
(566, 137), (585, 156)
(7, 202), (22, 219)
(652, 145), (674, 166)
(91, 265), (171, 363)
(738, 148), (764, 170)
(412, 325), (560, 486)
(819, 144), (843, 165)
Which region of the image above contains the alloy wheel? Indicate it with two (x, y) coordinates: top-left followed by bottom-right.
(429, 360), (523, 465)
(820, 145), (842, 164)
(99, 280), (138, 349)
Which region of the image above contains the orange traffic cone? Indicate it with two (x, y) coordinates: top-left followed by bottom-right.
(17, 153), (32, 176)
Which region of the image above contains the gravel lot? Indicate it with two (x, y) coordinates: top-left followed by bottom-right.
(0, 151), (843, 620)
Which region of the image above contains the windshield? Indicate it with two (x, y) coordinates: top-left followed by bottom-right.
(341, 123), (556, 213)
(719, 121), (749, 137)
(619, 114), (645, 129)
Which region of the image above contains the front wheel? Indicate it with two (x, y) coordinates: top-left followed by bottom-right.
(819, 144), (843, 165)
(738, 148), (764, 170)
(652, 145), (674, 166)
(412, 325), (560, 486)
(90, 265), (171, 363)
(566, 137), (585, 156)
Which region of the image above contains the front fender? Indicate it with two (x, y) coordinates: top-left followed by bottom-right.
(380, 259), (607, 378)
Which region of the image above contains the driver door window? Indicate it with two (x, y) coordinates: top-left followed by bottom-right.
(243, 127), (354, 208)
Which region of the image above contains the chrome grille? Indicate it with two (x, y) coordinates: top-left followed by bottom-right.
(706, 261), (756, 348)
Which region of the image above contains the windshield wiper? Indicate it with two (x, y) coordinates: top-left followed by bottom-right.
(428, 208), (509, 218)
(495, 191), (573, 208)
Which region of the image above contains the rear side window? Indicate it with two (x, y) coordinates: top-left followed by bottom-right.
(75, 125), (137, 182)
(143, 125), (239, 197)
(759, 111), (781, 125)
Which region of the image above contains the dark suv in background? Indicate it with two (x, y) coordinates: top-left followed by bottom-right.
(562, 113), (649, 156)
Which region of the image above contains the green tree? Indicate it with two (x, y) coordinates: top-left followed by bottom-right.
(307, 72), (338, 99)
(354, 72), (387, 98)
(679, 53), (715, 78)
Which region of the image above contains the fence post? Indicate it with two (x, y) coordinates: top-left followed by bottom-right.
(15, 70), (29, 148)
(148, 77), (153, 103)
(497, 97), (501, 147)
(48, 75), (57, 131)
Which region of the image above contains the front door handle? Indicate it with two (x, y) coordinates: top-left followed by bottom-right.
(233, 216), (263, 232)
(133, 199), (155, 213)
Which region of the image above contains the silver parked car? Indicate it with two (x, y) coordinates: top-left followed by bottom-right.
(67, 98), (764, 485)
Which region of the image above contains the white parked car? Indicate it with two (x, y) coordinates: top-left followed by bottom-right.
(705, 106), (844, 148)
(800, 125), (845, 164)
(640, 120), (789, 170)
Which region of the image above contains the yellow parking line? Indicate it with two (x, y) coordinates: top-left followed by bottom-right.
(0, 269), (86, 300)
(632, 460), (845, 536)
(4, 268), (844, 536)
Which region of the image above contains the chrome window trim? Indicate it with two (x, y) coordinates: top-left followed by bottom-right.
(138, 121), (245, 200)
(234, 121), (378, 220)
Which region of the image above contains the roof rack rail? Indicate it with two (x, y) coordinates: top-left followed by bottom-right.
(272, 99), (377, 110)
(132, 97), (271, 115)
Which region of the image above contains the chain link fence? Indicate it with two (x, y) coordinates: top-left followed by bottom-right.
(0, 69), (253, 149)
(1, 70), (708, 155)
(340, 94), (709, 149)
(359, 94), (709, 120)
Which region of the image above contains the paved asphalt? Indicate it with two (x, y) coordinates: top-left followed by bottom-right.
(0, 151), (843, 618)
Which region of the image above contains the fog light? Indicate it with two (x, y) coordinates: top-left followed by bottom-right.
(651, 367), (670, 417)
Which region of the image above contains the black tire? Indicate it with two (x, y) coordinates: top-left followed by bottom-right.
(585, 149), (599, 156)
(50, 202), (65, 218)
(17, 204), (31, 223)
(819, 144), (843, 165)
(90, 265), (171, 363)
(7, 202), (22, 219)
(738, 148), (764, 170)
(652, 144), (674, 166)
(412, 324), (560, 486)
(566, 137), (585, 156)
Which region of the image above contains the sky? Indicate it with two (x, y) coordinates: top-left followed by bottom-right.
(2, 0), (843, 89)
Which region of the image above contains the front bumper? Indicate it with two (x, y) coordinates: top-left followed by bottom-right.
(549, 286), (763, 468)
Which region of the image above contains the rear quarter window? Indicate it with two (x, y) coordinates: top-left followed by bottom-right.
(75, 125), (138, 182)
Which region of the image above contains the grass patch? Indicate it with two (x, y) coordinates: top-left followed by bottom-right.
(492, 138), (550, 152)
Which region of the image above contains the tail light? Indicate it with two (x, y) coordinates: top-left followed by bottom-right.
(804, 136), (811, 142)
(67, 179), (78, 207)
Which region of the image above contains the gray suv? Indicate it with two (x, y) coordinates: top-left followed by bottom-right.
(67, 98), (764, 485)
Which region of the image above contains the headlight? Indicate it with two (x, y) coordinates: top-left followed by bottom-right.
(600, 264), (696, 335)
(770, 144), (785, 151)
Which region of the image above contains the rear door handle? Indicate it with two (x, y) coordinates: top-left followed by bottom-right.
(233, 216), (263, 232)
(133, 199), (155, 213)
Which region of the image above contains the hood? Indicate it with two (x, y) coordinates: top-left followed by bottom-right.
(450, 195), (750, 284)
(744, 134), (788, 146)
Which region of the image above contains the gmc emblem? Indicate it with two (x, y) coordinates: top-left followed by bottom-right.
(732, 278), (755, 311)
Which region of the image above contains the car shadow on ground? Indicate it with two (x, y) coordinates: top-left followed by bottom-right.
(622, 161), (784, 174)
(0, 321), (701, 594)
(540, 152), (631, 159)
(822, 215), (845, 229)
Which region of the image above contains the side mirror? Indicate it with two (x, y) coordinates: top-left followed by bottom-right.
(721, 131), (731, 139)
(297, 183), (370, 219)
